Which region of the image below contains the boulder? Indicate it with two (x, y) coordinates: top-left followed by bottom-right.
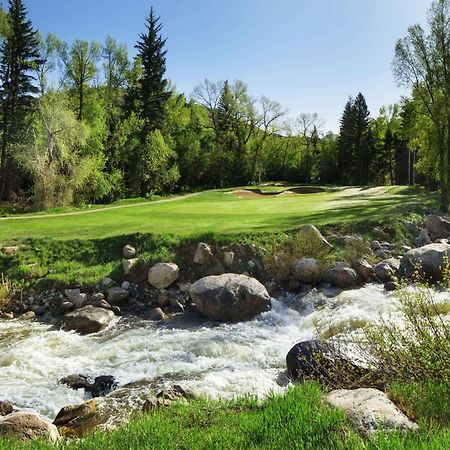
(20, 311), (35, 320)
(92, 299), (112, 310)
(385, 281), (399, 292)
(0, 412), (59, 442)
(403, 221), (420, 235)
(399, 243), (450, 281)
(376, 249), (392, 259)
(62, 306), (115, 335)
(60, 301), (75, 313)
(371, 240), (381, 251)
(149, 307), (168, 321)
(0, 401), (13, 416)
(101, 277), (114, 288)
(374, 259), (400, 283)
(59, 374), (91, 391)
(148, 263), (179, 289)
(424, 214), (450, 240)
(413, 228), (432, 248)
(297, 225), (332, 251)
(352, 259), (373, 281)
(1, 246), (19, 255)
(325, 388), (418, 435)
(324, 263), (359, 289)
(189, 273), (271, 322)
(291, 258), (322, 284)
(223, 251), (235, 268)
(286, 340), (369, 387)
(123, 244), (136, 259)
(193, 242), (214, 265)
(107, 287), (129, 305)
(59, 375), (117, 398)
(122, 258), (138, 275)
(64, 289), (88, 309)
(143, 385), (191, 411)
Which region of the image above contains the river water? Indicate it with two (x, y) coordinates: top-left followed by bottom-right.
(0, 285), (423, 421)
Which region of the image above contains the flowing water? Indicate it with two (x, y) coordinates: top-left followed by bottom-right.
(0, 284), (443, 421)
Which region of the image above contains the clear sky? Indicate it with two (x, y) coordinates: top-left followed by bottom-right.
(23, 0), (431, 132)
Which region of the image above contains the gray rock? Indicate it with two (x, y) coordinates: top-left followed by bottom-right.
(189, 273), (271, 322)
(64, 289), (88, 309)
(193, 242), (214, 265)
(92, 299), (112, 310)
(403, 221), (420, 235)
(413, 228), (433, 248)
(291, 258), (323, 284)
(122, 258), (138, 275)
(149, 307), (168, 321)
(374, 259), (400, 283)
(399, 243), (450, 281)
(376, 249), (392, 259)
(107, 287), (129, 305)
(0, 412), (60, 442)
(101, 277), (114, 288)
(325, 388), (418, 435)
(123, 244), (136, 259)
(424, 214), (450, 240)
(352, 259), (373, 281)
(121, 281), (130, 290)
(371, 240), (381, 251)
(62, 306), (115, 335)
(60, 301), (75, 313)
(20, 311), (35, 320)
(148, 263), (180, 289)
(324, 263), (359, 289)
(385, 281), (399, 292)
(223, 251), (235, 268)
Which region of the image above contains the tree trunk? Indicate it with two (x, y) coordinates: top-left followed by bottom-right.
(78, 85), (84, 121)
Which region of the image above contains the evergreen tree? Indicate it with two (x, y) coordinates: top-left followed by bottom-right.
(353, 93), (372, 184)
(0, 0), (40, 199)
(338, 98), (356, 184)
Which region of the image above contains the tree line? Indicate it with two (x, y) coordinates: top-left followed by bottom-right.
(0, 0), (448, 210)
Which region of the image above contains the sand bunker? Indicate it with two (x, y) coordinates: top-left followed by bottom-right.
(231, 186), (326, 198)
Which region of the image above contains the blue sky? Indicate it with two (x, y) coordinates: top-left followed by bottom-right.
(24, 0), (430, 131)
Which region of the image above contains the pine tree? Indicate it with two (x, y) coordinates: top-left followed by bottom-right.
(353, 93), (372, 184)
(132, 7), (170, 137)
(338, 98), (356, 184)
(0, 0), (40, 199)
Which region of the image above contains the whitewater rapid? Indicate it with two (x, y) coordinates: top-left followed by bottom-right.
(0, 285), (421, 420)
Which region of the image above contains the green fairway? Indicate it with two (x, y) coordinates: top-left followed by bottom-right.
(0, 186), (434, 242)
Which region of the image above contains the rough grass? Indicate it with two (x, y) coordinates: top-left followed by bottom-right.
(1, 383), (449, 450)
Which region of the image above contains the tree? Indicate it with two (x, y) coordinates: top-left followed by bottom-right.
(0, 0), (41, 200)
(37, 32), (60, 94)
(297, 113), (324, 182)
(57, 39), (100, 121)
(393, 0), (450, 211)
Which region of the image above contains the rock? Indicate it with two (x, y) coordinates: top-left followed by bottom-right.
(20, 311), (35, 320)
(189, 273), (271, 322)
(0, 412), (59, 442)
(64, 289), (88, 308)
(193, 242), (214, 265)
(92, 299), (112, 310)
(107, 287), (129, 305)
(352, 259), (373, 281)
(0, 312), (14, 320)
(325, 388), (418, 435)
(62, 306), (115, 335)
(121, 281), (130, 290)
(374, 259), (400, 283)
(385, 281), (399, 292)
(92, 292), (104, 301)
(53, 400), (101, 438)
(371, 240), (381, 251)
(264, 280), (279, 297)
(297, 225), (332, 251)
(399, 243), (450, 281)
(424, 214), (450, 240)
(376, 249), (392, 259)
(122, 258), (138, 275)
(0, 401), (13, 416)
(178, 282), (191, 293)
(90, 376), (118, 398)
(60, 301), (75, 313)
(223, 251), (235, 268)
(168, 300), (184, 314)
(286, 340), (369, 387)
(403, 221), (420, 235)
(123, 244), (136, 259)
(149, 307), (168, 321)
(328, 235), (363, 246)
(413, 228), (433, 247)
(291, 258), (322, 284)
(324, 263), (359, 289)
(142, 385), (191, 411)
(148, 263), (180, 289)
(59, 374), (91, 391)
(101, 277), (114, 288)
(1, 246), (19, 255)
(32, 305), (47, 317)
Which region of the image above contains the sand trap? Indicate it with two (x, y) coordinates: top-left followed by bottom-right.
(231, 186), (326, 198)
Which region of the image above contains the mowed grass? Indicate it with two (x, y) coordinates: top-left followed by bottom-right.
(0, 186), (434, 242)
(1, 383), (449, 450)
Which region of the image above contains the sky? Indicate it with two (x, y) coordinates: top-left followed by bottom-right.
(24, 0), (431, 132)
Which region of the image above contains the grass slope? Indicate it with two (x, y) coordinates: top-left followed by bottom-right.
(0, 186), (433, 241)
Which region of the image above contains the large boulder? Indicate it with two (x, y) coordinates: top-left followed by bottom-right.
(62, 306), (116, 335)
(324, 263), (359, 289)
(400, 243), (450, 281)
(297, 225), (332, 251)
(0, 412), (59, 442)
(325, 388), (418, 435)
(286, 340), (370, 387)
(291, 258), (323, 284)
(148, 263), (180, 289)
(189, 274), (271, 322)
(424, 214), (450, 240)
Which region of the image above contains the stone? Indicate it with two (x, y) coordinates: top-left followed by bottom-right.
(90, 376), (118, 398)
(148, 263), (180, 289)
(107, 287), (129, 305)
(1, 246), (19, 255)
(351, 259), (373, 281)
(223, 251), (235, 268)
(123, 244), (136, 259)
(32, 305), (47, 317)
(122, 258), (138, 275)
(62, 306), (116, 335)
(297, 225), (332, 251)
(0, 401), (13, 416)
(92, 299), (111, 310)
(101, 277), (114, 288)
(92, 292), (105, 301)
(286, 340), (369, 387)
(59, 374), (91, 391)
(0, 312), (14, 320)
(20, 311), (35, 320)
(324, 263), (359, 289)
(60, 301), (75, 313)
(0, 412), (59, 442)
(291, 258), (322, 284)
(178, 282), (191, 293)
(193, 242), (214, 265)
(189, 273), (271, 322)
(376, 249), (392, 259)
(325, 388), (418, 435)
(149, 307), (168, 321)
(424, 214), (450, 240)
(64, 289), (88, 308)
(142, 385), (191, 411)
(121, 281), (130, 290)
(403, 221), (420, 235)
(371, 240), (381, 251)
(374, 259), (400, 283)
(399, 243), (450, 281)
(413, 228), (433, 248)
(168, 300), (184, 314)
(385, 281), (399, 292)
(53, 400), (101, 438)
